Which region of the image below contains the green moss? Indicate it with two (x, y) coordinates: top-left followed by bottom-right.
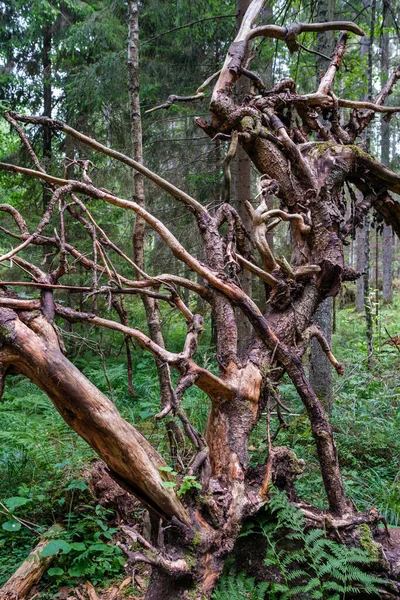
(187, 590), (207, 600)
(240, 116), (254, 131)
(0, 324), (14, 346)
(358, 523), (380, 562)
(311, 142), (336, 156)
(191, 532), (201, 548)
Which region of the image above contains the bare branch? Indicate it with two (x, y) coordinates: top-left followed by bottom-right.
(248, 21), (365, 46)
(317, 32), (348, 96)
(303, 325), (345, 375)
(6, 112), (207, 215)
(259, 208), (311, 234)
(54, 305), (235, 401)
(0, 205), (28, 235)
(234, 252), (279, 287)
(146, 70), (221, 114)
(222, 131), (238, 202)
(142, 13), (236, 45)
(120, 526), (190, 576)
(0, 183), (74, 263)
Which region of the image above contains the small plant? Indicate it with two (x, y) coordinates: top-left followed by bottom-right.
(0, 478), (124, 588)
(42, 504), (125, 586)
(214, 488), (385, 600)
(158, 466), (202, 496)
(212, 570), (269, 600)
(177, 475), (202, 497)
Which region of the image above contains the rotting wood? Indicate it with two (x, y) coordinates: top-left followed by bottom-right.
(0, 525), (63, 600)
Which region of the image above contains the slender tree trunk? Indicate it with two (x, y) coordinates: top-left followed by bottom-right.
(364, 214), (374, 363)
(127, 1), (184, 460)
(375, 228), (379, 326)
(309, 298), (333, 412)
(381, 19), (393, 304)
(235, 0), (253, 351)
(383, 224), (393, 304)
(309, 0), (335, 411)
(42, 25), (52, 208)
(364, 0), (376, 366)
(356, 225), (366, 312)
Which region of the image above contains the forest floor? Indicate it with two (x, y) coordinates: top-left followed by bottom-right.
(1, 291), (400, 598)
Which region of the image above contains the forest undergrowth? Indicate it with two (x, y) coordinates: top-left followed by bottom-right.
(1, 291), (400, 596)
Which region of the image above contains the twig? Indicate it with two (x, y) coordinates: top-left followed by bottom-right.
(143, 13), (236, 45)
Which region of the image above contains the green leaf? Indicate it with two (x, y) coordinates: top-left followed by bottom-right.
(40, 539), (72, 557)
(2, 520), (21, 532)
(48, 567), (64, 576)
(68, 563), (91, 577)
(69, 542), (86, 551)
(66, 479), (87, 491)
(4, 497), (31, 511)
(161, 481), (176, 489)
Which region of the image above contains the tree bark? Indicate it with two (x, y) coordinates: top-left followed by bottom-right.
(235, 0), (253, 351)
(0, 309), (189, 525)
(364, 0), (376, 366)
(356, 224), (366, 312)
(0, 526), (63, 600)
(309, 298), (333, 412)
(42, 25), (52, 208)
(309, 0), (335, 411)
(127, 0), (184, 452)
(381, 17), (393, 304)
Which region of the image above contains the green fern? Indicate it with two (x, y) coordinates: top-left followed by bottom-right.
(213, 488), (385, 600)
(212, 570), (269, 599)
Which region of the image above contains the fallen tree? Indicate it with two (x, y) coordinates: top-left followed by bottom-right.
(2, 1), (400, 597)
(0, 525), (63, 600)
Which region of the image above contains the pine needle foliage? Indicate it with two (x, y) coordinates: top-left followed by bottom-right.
(213, 488), (385, 599)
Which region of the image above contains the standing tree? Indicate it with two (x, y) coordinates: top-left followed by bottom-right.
(2, 1), (400, 597)
(308, 0), (336, 412)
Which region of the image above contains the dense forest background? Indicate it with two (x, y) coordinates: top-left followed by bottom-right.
(1, 0), (400, 598)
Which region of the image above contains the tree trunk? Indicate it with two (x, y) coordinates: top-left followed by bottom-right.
(381, 19), (393, 304)
(309, 0), (335, 410)
(127, 0), (184, 452)
(42, 25), (52, 208)
(0, 309), (189, 525)
(0, 526), (63, 600)
(382, 224), (393, 304)
(364, 214), (374, 365)
(362, 0), (375, 366)
(235, 0), (253, 351)
(356, 213), (366, 312)
(309, 298), (333, 412)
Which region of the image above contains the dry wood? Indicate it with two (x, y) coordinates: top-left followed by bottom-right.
(2, 1), (400, 597)
(0, 525), (63, 600)
(85, 581), (99, 600)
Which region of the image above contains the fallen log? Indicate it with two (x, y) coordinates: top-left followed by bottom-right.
(0, 525), (63, 600)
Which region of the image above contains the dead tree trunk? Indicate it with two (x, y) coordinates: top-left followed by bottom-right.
(3, 1), (400, 596)
(0, 526), (63, 600)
